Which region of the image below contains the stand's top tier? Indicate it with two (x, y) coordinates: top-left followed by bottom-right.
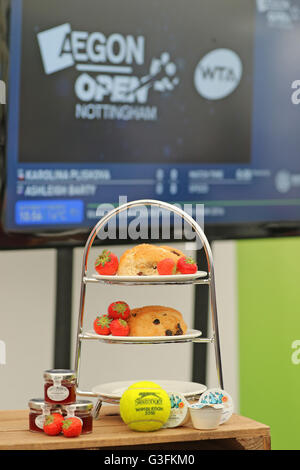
(81, 199), (214, 282)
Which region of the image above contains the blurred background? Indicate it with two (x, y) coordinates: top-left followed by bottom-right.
(1, 0), (300, 450)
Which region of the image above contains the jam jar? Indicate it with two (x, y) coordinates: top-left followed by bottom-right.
(28, 398), (61, 433)
(44, 369), (77, 405)
(63, 400), (94, 434)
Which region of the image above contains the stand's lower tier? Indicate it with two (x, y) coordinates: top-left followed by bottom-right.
(76, 378), (208, 406)
(79, 331), (213, 345)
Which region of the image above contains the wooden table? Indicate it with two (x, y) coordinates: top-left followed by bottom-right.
(0, 407), (271, 451)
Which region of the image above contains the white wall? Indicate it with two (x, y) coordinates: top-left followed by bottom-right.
(207, 240), (239, 412)
(0, 241), (238, 411)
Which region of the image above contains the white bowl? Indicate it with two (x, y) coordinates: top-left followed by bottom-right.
(189, 404), (223, 430)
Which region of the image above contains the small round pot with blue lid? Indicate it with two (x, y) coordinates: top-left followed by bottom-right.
(188, 403), (224, 430)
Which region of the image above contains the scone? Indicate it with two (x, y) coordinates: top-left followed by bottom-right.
(117, 244), (184, 276)
(128, 305), (187, 337)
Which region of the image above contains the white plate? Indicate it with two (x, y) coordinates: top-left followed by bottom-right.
(85, 328), (202, 343)
(92, 271), (207, 283)
(92, 379), (207, 400)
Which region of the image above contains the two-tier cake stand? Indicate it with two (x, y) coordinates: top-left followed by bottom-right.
(74, 199), (224, 415)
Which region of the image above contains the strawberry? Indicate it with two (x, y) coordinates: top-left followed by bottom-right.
(43, 413), (64, 436)
(177, 256), (198, 274)
(108, 301), (130, 320)
(62, 417), (82, 438)
(95, 249), (119, 275)
(157, 258), (176, 275)
(110, 318), (130, 336)
(93, 315), (112, 335)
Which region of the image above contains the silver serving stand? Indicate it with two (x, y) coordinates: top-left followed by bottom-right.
(74, 199), (224, 417)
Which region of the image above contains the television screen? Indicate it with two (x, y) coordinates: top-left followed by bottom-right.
(3, 0), (300, 240)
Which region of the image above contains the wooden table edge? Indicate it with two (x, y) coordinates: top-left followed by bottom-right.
(0, 411), (271, 451)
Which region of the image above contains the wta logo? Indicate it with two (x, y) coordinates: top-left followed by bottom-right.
(194, 48), (243, 100)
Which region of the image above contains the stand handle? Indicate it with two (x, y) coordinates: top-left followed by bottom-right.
(74, 199), (224, 390)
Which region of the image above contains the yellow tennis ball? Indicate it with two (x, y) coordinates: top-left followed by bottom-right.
(120, 381), (171, 432)
(127, 380), (162, 391)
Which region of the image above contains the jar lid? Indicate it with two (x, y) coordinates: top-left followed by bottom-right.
(28, 398), (61, 411)
(43, 369), (76, 382)
(28, 398), (45, 411)
(64, 400), (94, 413)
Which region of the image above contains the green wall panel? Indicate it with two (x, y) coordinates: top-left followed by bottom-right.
(237, 237), (300, 450)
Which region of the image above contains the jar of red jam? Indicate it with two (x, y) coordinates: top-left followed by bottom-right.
(63, 400), (94, 434)
(28, 398), (61, 433)
(43, 369), (76, 405)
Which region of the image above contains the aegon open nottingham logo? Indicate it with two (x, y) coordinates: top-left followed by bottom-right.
(194, 48), (243, 100)
(37, 23), (180, 121)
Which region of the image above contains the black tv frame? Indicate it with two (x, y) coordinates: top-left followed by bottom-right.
(2, 0), (300, 249)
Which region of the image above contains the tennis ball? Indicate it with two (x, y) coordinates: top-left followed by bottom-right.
(127, 380), (162, 390)
(120, 381), (171, 432)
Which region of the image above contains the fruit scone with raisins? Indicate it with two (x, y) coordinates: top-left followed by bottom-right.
(117, 244), (184, 276)
(127, 305), (187, 337)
